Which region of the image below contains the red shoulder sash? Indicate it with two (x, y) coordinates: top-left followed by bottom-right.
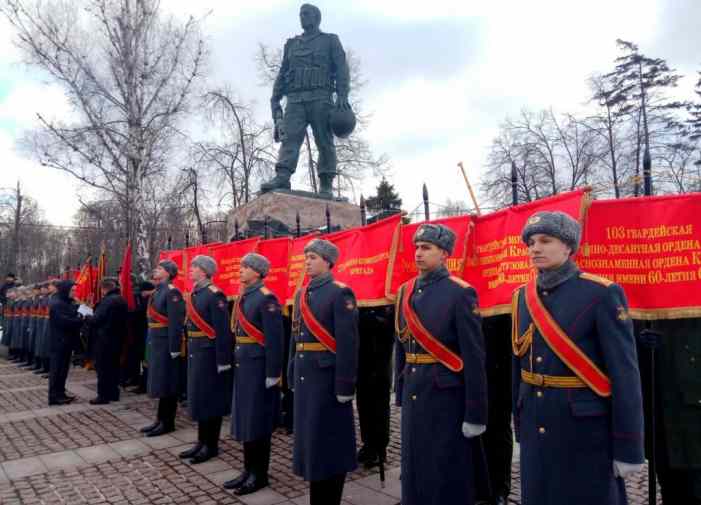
(185, 293), (216, 340)
(234, 297), (265, 346)
(147, 295), (169, 325)
(524, 279), (611, 397)
(400, 277), (464, 372)
(298, 286), (336, 353)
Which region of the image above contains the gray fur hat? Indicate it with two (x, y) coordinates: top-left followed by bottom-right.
(304, 238), (340, 266)
(241, 253), (270, 278)
(413, 223), (456, 255)
(158, 259), (178, 279)
(521, 211), (581, 253)
(191, 255), (217, 277)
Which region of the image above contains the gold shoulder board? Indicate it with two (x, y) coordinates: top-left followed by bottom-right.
(449, 276), (472, 289)
(208, 285), (220, 293)
(260, 286), (272, 296)
(580, 272), (613, 287)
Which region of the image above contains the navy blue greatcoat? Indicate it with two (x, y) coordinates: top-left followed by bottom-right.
(512, 271), (645, 505)
(230, 281), (284, 442)
(394, 266), (488, 505)
(147, 283), (185, 398)
(186, 281), (233, 422)
(288, 273), (359, 481)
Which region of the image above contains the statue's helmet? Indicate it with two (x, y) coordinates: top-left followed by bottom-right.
(329, 107), (357, 138)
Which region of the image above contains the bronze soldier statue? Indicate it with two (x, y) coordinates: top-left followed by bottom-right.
(261, 3), (352, 199)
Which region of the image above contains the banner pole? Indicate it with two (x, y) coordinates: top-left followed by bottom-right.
(458, 161), (481, 216)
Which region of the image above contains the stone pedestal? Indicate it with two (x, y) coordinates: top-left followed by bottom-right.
(230, 190), (361, 236)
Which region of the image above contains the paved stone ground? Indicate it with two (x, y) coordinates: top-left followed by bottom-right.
(0, 355), (660, 504)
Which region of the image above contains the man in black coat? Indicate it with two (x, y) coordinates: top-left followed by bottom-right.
(48, 280), (83, 406)
(89, 278), (129, 404)
(638, 319), (701, 504)
(225, 253), (284, 496)
(356, 306), (394, 469)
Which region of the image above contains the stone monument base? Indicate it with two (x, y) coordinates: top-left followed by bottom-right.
(230, 190), (361, 236)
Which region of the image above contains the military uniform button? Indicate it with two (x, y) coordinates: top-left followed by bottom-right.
(235, 346), (240, 351)
(300, 376), (305, 381)
(536, 391), (543, 398)
(539, 427), (546, 434)
(299, 353), (304, 358)
(542, 291), (548, 296)
(411, 394), (417, 400)
(536, 356), (543, 363)
(691, 357), (696, 363)
(235, 363), (240, 368)
(411, 367), (416, 373)
(418, 289), (422, 293)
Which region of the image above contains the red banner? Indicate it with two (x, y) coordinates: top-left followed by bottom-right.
(464, 189), (590, 316)
(388, 215), (473, 297)
(120, 242), (135, 310)
(210, 238), (261, 299)
(74, 258), (95, 305)
(577, 194), (701, 319)
(329, 214), (401, 306)
(256, 237), (291, 304)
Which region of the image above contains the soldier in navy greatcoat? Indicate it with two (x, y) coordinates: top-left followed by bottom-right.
(224, 253), (284, 496)
(288, 238), (359, 505)
(512, 211), (645, 505)
(394, 223), (489, 505)
(139, 260), (185, 437)
(178, 255), (233, 465)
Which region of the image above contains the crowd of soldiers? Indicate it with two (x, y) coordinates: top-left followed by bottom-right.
(1, 210), (700, 504)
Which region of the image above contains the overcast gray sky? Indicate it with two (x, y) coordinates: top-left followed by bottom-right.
(1, 0), (700, 225)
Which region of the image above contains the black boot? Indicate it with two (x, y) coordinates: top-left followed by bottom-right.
(224, 442), (252, 490)
(318, 175), (334, 199)
(179, 442), (203, 459)
(146, 422), (174, 437)
(139, 421), (160, 434)
(260, 169), (292, 192)
(190, 445), (218, 464)
(235, 473), (267, 496)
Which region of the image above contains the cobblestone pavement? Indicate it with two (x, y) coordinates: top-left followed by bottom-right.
(0, 356), (660, 504)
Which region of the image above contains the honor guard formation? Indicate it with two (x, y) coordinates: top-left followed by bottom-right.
(1, 2), (699, 504)
(4, 208), (697, 504)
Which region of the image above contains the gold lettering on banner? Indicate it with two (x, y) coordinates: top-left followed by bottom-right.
(579, 223), (701, 288)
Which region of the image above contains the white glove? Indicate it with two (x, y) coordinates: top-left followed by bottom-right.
(462, 422), (486, 438)
(613, 460), (643, 478)
(337, 395), (354, 403)
(170, 352), (180, 359)
(217, 364), (232, 373)
(265, 377), (279, 388)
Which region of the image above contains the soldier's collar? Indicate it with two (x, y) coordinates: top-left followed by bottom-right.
(417, 265), (450, 288)
(536, 259), (579, 291)
(243, 280), (264, 296)
(194, 279), (211, 292)
(308, 271), (333, 290)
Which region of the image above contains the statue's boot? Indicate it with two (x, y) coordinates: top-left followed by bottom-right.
(318, 175), (334, 199)
(260, 170), (291, 192)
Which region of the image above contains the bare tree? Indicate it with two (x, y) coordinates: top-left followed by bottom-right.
(2, 0), (206, 272)
(198, 88), (276, 207)
(256, 44), (388, 198)
(481, 109), (603, 208)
